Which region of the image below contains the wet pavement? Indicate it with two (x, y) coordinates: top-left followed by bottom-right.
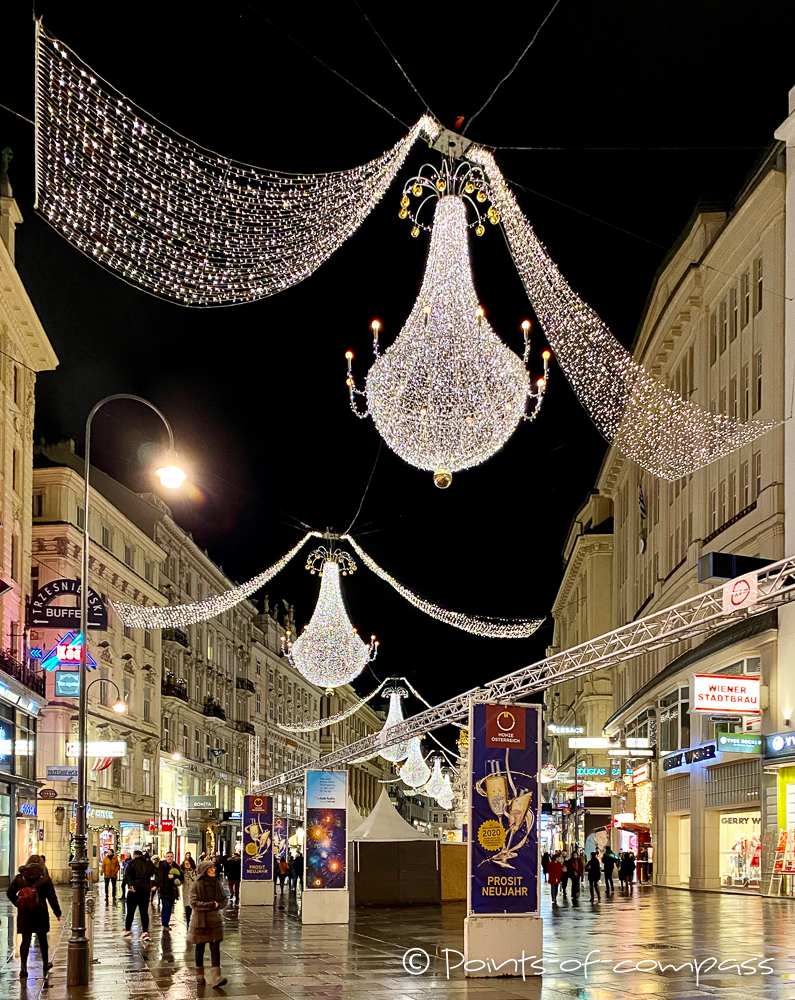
(0, 882), (792, 999)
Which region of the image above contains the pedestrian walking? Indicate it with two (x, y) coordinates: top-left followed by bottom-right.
(277, 855), (289, 892)
(123, 850), (156, 941)
(560, 851), (570, 897)
(181, 853), (197, 929)
(156, 851), (183, 931)
(224, 849), (241, 903)
(569, 850), (584, 900)
(620, 851), (636, 890)
(602, 848), (617, 893)
(547, 852), (563, 903)
(292, 849), (304, 892)
(101, 850), (120, 902)
(188, 860), (228, 988)
(150, 855), (161, 908)
(7, 855), (61, 979)
(541, 851), (550, 882)
(586, 851), (602, 902)
(120, 853), (130, 902)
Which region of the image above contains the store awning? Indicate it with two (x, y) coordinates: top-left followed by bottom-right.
(616, 822), (650, 833)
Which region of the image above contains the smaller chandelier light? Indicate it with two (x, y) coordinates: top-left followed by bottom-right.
(281, 546), (377, 692)
(346, 160), (549, 489)
(422, 756), (447, 800)
(398, 737), (431, 789)
(378, 687), (410, 763)
(437, 772), (455, 811)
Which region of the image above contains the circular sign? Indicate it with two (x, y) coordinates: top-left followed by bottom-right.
(39, 789), (57, 799)
(540, 763), (557, 779)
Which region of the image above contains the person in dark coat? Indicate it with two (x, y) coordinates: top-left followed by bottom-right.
(541, 851), (550, 881)
(546, 853), (563, 903)
(188, 860), (228, 988)
(586, 851), (602, 902)
(156, 851), (182, 930)
(7, 854), (61, 979)
(619, 851), (636, 890)
(602, 848), (618, 893)
(123, 850), (156, 940)
(224, 850), (241, 903)
(292, 849), (304, 892)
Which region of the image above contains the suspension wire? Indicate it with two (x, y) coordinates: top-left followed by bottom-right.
(236, 0), (410, 127)
(0, 102), (34, 125)
(344, 439), (382, 534)
(351, 0), (437, 120)
(496, 144), (767, 151)
(463, 0), (563, 136)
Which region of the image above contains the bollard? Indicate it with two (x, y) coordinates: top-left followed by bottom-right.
(85, 894), (95, 966)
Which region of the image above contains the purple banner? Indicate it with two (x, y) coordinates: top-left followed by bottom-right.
(242, 794), (272, 881)
(274, 817), (288, 862)
(305, 770), (347, 889)
(469, 703), (540, 915)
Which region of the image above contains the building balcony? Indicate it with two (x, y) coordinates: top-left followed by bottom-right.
(161, 680), (189, 703)
(232, 720), (255, 735)
(202, 699), (226, 721)
(163, 628), (190, 649)
(0, 650), (45, 697)
(235, 677), (255, 694)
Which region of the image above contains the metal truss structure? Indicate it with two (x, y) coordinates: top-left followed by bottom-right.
(253, 555), (795, 792)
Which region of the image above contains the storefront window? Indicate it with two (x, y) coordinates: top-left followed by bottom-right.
(658, 688), (690, 752)
(719, 810), (760, 889)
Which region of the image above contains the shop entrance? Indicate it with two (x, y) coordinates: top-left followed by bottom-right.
(666, 814), (690, 884)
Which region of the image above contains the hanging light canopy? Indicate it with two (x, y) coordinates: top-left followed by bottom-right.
(423, 756), (447, 800)
(378, 687), (410, 763)
(398, 737), (431, 789)
(282, 546), (377, 693)
(347, 162), (549, 488)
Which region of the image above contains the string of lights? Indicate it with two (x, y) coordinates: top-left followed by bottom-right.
(468, 146), (776, 480)
(276, 676), (389, 733)
(398, 736), (431, 788)
(344, 534), (543, 638)
(112, 532), (314, 627)
(34, 26), (438, 307)
(377, 687), (410, 763)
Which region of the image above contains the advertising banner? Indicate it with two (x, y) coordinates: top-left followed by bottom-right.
(242, 794), (273, 881)
(468, 702), (540, 915)
(305, 770), (347, 889)
(274, 817), (288, 861)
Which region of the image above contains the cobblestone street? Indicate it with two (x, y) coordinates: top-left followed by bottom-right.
(0, 884), (792, 1000)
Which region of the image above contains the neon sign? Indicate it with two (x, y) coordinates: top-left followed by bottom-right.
(41, 633), (97, 672)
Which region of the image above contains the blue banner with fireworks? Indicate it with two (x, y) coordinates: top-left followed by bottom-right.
(242, 794), (273, 881)
(274, 817), (288, 862)
(305, 770), (347, 889)
(468, 703), (540, 915)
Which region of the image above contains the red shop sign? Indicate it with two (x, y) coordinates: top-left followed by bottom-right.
(160, 819), (174, 832)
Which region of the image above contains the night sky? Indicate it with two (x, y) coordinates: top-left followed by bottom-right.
(2, 2), (795, 728)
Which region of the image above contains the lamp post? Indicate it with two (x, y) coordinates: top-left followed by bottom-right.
(68, 394), (186, 988)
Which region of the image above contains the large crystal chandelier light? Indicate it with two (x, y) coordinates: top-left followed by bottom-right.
(378, 687), (410, 763)
(399, 737), (431, 788)
(346, 162), (549, 488)
(281, 546), (377, 693)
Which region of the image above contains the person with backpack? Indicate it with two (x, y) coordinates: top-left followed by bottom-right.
(101, 850), (120, 903)
(224, 850), (241, 904)
(123, 850), (156, 941)
(7, 854), (61, 979)
(188, 860), (228, 988)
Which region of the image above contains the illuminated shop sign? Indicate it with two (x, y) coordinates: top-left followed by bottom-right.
(66, 741), (126, 757)
(632, 764), (651, 785)
(692, 674), (760, 714)
(41, 633), (97, 672)
(548, 725), (584, 734)
(662, 743), (717, 771)
(717, 733), (762, 755)
(55, 671), (80, 698)
(576, 767), (606, 776)
(765, 732), (795, 759)
(28, 579), (108, 630)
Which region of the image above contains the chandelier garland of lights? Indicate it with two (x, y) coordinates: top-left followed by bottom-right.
(398, 736), (431, 789)
(34, 25), (438, 307)
(276, 676), (389, 733)
(468, 147), (776, 480)
(378, 686), (410, 763)
(281, 546), (377, 691)
(114, 531), (542, 638)
(345, 161), (549, 488)
(33, 26), (774, 480)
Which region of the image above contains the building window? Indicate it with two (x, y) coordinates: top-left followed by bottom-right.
(144, 629), (153, 651)
(143, 758), (151, 797)
(269, 701), (274, 722)
(10, 535), (20, 583)
(754, 256), (763, 313)
(754, 451), (762, 498)
(144, 560), (153, 583)
(256, 660), (261, 675)
(32, 493), (43, 518)
(11, 449), (18, 494)
(729, 377), (737, 419)
(143, 687), (152, 722)
(742, 270), (750, 327)
(194, 729), (200, 758)
(719, 480), (726, 526)
(124, 544), (133, 567)
(256, 693), (261, 714)
(207, 631), (214, 661)
(753, 352), (762, 412)
(742, 364), (749, 421)
(719, 299), (728, 353)
(77, 505), (85, 530)
(123, 624), (133, 640)
(183, 723), (189, 756)
(123, 676), (131, 709)
(101, 524), (111, 549)
(13, 365), (20, 406)
(709, 314), (717, 365)
(710, 486), (717, 533)
(729, 285), (737, 341)
(729, 471), (737, 519)
(205, 733), (211, 761)
(99, 667), (109, 707)
(163, 715), (169, 744)
(741, 461), (749, 509)
(122, 755), (132, 792)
